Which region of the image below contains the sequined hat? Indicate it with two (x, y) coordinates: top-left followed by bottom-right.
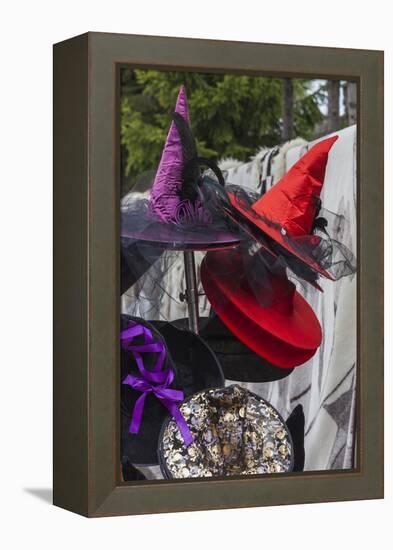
(158, 384), (305, 479)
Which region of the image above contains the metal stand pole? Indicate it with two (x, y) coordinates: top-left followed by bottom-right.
(183, 251), (200, 334)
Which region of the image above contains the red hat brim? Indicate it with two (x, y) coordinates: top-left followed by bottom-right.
(226, 192), (333, 280)
(201, 254), (322, 369)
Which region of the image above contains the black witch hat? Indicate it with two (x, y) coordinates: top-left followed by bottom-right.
(121, 315), (225, 466)
(171, 316), (294, 383)
(199, 314), (294, 382)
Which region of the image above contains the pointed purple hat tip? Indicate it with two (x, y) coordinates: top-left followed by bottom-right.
(149, 86), (190, 222)
(176, 85), (190, 122)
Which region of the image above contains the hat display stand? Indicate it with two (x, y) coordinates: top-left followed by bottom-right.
(122, 237), (238, 334)
(183, 249), (202, 334)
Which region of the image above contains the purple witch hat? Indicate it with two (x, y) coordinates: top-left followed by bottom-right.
(149, 85), (199, 223)
(120, 85), (240, 251)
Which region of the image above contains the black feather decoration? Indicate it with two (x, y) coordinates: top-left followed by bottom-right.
(172, 112), (200, 202)
(172, 111), (198, 164)
(173, 111), (227, 203)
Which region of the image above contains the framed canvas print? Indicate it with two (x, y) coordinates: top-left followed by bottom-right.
(53, 32), (383, 517)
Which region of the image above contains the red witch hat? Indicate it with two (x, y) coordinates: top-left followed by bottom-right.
(201, 249), (322, 369)
(226, 136), (339, 279)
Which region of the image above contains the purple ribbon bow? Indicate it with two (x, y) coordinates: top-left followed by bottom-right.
(121, 320), (193, 446)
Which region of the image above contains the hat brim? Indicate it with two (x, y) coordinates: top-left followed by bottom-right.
(121, 316), (225, 466)
(198, 316), (295, 382)
(201, 257), (321, 369)
(121, 218), (240, 252)
(227, 192), (333, 280)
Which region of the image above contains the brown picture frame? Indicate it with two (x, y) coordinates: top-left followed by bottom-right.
(53, 32), (384, 517)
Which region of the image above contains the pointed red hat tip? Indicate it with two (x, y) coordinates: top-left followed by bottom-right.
(304, 134), (338, 176)
(252, 135), (339, 237)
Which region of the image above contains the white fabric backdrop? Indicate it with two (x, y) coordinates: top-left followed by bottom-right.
(237, 126), (357, 471)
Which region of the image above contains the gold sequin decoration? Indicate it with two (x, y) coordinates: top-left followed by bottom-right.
(161, 385), (293, 479)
